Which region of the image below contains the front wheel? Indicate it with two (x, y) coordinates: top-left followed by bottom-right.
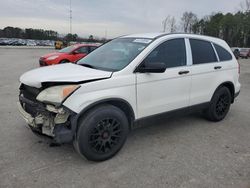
(205, 87), (232, 122)
(74, 105), (129, 161)
(60, 60), (69, 64)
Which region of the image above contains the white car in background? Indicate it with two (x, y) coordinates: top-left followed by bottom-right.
(26, 39), (37, 46)
(18, 33), (241, 161)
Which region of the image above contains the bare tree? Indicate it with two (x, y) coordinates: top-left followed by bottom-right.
(181, 12), (198, 33)
(162, 16), (177, 33)
(162, 16), (170, 32)
(240, 0), (250, 12)
(170, 17), (177, 33)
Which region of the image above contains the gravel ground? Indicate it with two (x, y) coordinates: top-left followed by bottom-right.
(0, 48), (250, 188)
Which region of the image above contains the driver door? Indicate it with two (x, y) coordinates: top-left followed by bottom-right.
(136, 38), (191, 118)
(72, 46), (89, 62)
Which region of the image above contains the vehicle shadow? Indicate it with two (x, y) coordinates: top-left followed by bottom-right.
(43, 112), (208, 162)
(131, 111), (206, 135)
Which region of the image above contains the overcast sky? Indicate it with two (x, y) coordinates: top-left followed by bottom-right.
(0, 0), (244, 38)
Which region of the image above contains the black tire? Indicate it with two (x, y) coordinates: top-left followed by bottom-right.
(60, 60), (69, 64)
(74, 105), (129, 161)
(205, 87), (232, 122)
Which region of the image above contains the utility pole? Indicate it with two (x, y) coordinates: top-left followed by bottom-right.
(69, 0), (72, 34)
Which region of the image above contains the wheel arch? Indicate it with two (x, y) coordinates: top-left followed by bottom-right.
(213, 81), (235, 103)
(59, 59), (70, 64)
(73, 98), (136, 133)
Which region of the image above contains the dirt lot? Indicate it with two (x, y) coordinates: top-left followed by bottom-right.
(0, 48), (250, 188)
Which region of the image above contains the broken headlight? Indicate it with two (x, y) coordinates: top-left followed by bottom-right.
(36, 85), (80, 104)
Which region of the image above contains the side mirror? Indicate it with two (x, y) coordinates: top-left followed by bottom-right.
(135, 62), (167, 73)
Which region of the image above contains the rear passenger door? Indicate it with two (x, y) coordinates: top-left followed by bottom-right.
(136, 38), (192, 118)
(189, 39), (220, 105)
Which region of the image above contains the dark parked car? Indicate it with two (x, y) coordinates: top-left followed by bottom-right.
(233, 48), (240, 59)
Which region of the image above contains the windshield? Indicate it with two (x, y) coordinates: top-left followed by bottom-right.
(77, 38), (152, 71)
(59, 45), (76, 53)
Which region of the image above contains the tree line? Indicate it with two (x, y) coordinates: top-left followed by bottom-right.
(0, 27), (59, 40)
(163, 0), (250, 47)
(0, 27), (105, 43)
(184, 11), (250, 47)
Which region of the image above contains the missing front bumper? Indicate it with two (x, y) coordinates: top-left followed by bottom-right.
(17, 101), (75, 144)
(17, 102), (41, 127)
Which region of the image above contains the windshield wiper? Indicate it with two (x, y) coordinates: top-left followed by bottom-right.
(79, 63), (95, 69)
(79, 63), (116, 72)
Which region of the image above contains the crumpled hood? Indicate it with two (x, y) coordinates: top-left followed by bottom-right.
(20, 63), (112, 88)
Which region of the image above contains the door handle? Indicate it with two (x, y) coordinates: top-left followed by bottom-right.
(178, 70), (190, 75)
(214, 66), (222, 70)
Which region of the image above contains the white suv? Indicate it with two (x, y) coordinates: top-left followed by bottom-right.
(18, 33), (241, 161)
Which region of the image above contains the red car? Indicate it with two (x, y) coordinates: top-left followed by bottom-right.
(39, 44), (99, 66)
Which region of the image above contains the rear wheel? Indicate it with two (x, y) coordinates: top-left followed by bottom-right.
(74, 105), (129, 161)
(205, 87), (232, 122)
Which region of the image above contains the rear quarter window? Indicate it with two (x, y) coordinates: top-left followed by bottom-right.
(190, 39), (217, 65)
(214, 44), (232, 61)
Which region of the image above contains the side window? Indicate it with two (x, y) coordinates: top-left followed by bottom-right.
(213, 43), (232, 61)
(144, 38), (186, 68)
(190, 39), (217, 65)
(76, 47), (88, 54)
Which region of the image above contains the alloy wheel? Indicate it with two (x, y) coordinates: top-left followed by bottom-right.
(88, 118), (122, 154)
(215, 93), (230, 117)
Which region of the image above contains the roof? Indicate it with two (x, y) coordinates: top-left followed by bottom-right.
(122, 32), (225, 43)
(121, 33), (164, 39)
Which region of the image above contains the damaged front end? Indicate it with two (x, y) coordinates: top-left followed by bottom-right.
(18, 84), (77, 144)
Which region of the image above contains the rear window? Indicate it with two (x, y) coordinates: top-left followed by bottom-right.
(190, 39), (217, 65)
(214, 44), (232, 61)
